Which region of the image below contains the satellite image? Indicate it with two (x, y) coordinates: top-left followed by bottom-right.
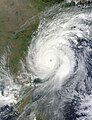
(0, 0), (92, 120)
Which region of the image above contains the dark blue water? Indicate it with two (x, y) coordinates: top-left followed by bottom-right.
(0, 105), (19, 120)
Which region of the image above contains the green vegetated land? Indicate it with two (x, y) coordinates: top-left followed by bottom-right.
(0, 0), (64, 75)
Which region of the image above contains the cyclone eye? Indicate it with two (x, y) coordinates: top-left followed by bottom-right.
(50, 59), (52, 62)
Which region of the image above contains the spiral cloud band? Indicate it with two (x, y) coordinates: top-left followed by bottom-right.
(27, 6), (92, 120)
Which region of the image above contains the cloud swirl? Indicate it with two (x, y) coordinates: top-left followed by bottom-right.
(26, 6), (92, 120)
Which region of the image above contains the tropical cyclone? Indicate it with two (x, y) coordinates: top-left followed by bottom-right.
(65, 0), (92, 4)
(27, 5), (92, 120)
